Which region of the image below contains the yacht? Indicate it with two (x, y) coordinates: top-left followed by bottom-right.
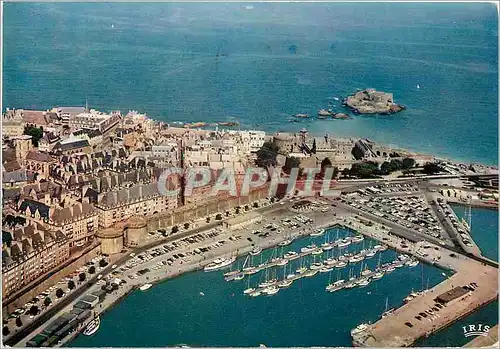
(361, 269), (372, 277)
(337, 239), (351, 248)
(296, 266), (308, 274)
(284, 251), (298, 258)
(304, 269), (318, 277)
(301, 245), (317, 253)
(263, 286), (280, 295)
(357, 278), (371, 287)
(249, 291), (262, 297)
(321, 242), (333, 251)
(259, 279), (277, 288)
(276, 259), (289, 266)
(406, 259), (419, 267)
(382, 308), (395, 318)
(204, 256), (237, 271)
(310, 229), (325, 237)
(335, 261), (347, 268)
(243, 288), (256, 294)
(395, 262), (404, 268)
(224, 270), (240, 277)
(310, 262), (323, 270)
(83, 316), (100, 336)
(344, 281), (356, 289)
(278, 279), (293, 288)
(319, 266), (333, 273)
(372, 271), (384, 280)
(139, 283), (152, 291)
(245, 268), (258, 275)
(351, 324), (369, 336)
(349, 255), (364, 264)
(286, 273), (296, 279)
(326, 279), (345, 292)
(234, 274), (245, 280)
(324, 258), (337, 266)
(364, 250), (377, 258)
(250, 247), (262, 256)
(311, 248), (323, 256)
(385, 265), (396, 273)
(352, 235), (364, 243)
(404, 291), (421, 303)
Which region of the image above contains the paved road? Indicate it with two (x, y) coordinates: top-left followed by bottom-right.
(334, 200), (498, 268)
(6, 200), (295, 346)
(5, 219), (228, 347)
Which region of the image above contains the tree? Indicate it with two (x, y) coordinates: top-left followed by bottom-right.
(402, 158), (416, 169)
(184, 222), (190, 230)
(283, 156), (301, 173)
(68, 280), (76, 290)
(215, 214), (222, 220)
(79, 273), (86, 282)
(253, 202), (259, 208)
(206, 217), (211, 223)
(15, 318), (22, 328)
(423, 162), (443, 175)
(235, 208), (240, 214)
(244, 205), (249, 211)
(23, 126), (43, 147)
(320, 157), (332, 169)
(56, 288), (64, 298)
(341, 168), (350, 177)
(349, 161), (380, 178)
(3, 326), (9, 336)
(311, 139), (317, 154)
(28, 305), (39, 316)
(376, 150), (381, 156)
(88, 266), (96, 274)
(44, 297), (52, 307)
(255, 141), (279, 168)
(171, 226), (179, 234)
(225, 211), (230, 217)
(99, 259), (108, 268)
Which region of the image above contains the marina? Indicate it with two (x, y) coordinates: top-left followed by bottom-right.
(69, 230), (448, 347)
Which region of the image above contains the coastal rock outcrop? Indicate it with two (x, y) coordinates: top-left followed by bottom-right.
(343, 89), (405, 115)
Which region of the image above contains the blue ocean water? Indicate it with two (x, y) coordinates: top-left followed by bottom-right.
(3, 3), (498, 165)
(69, 228), (448, 347)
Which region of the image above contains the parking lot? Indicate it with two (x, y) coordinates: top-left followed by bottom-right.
(342, 192), (448, 243)
(3, 256), (110, 339)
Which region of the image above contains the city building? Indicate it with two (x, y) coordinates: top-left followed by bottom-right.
(2, 222), (70, 298)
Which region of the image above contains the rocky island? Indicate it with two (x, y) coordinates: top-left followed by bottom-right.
(343, 88), (405, 115)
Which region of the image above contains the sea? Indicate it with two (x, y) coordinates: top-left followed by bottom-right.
(3, 2), (498, 347)
(3, 2), (498, 165)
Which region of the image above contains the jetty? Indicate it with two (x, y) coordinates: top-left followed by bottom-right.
(223, 236), (383, 282)
(343, 216), (498, 347)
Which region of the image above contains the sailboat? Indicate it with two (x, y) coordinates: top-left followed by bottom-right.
(296, 255), (307, 274)
(243, 274), (255, 295)
(381, 297), (395, 318)
(321, 229), (333, 250)
(326, 269), (345, 292)
(278, 264), (293, 288)
(344, 268), (356, 289)
(372, 254), (384, 280)
(356, 261), (371, 287)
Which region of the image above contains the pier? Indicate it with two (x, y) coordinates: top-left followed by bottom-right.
(344, 216), (498, 347)
(223, 235), (379, 281)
